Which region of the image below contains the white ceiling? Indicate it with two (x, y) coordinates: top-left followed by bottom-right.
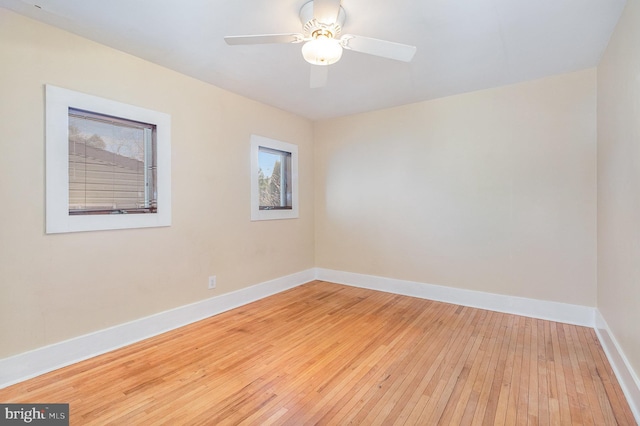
(0, 0), (626, 120)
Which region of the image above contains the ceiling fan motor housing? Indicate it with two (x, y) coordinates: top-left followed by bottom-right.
(300, 1), (346, 39)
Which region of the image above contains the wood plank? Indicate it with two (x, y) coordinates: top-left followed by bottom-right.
(482, 316), (510, 424)
(443, 309), (493, 425)
(578, 327), (625, 425)
(459, 310), (505, 425)
(0, 281), (634, 425)
(493, 314), (521, 426)
(480, 313), (513, 425)
(513, 316), (531, 426)
(569, 324), (595, 426)
(572, 323), (608, 425)
(538, 320), (551, 425)
(551, 321), (573, 425)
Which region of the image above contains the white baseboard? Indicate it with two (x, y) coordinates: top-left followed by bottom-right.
(0, 269), (315, 389)
(595, 310), (640, 423)
(316, 268), (595, 327)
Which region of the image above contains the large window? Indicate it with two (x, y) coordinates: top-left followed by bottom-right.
(68, 108), (157, 215)
(46, 85), (171, 233)
(250, 135), (298, 221)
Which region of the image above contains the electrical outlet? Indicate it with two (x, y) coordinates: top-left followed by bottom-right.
(208, 275), (216, 289)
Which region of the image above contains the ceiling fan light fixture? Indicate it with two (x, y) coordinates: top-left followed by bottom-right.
(302, 36), (343, 65)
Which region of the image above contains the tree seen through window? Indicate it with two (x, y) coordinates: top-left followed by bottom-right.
(258, 147), (292, 210)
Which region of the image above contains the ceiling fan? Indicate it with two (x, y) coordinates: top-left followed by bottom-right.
(224, 0), (417, 88)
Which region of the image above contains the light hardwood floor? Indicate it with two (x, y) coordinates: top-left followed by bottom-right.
(0, 281), (635, 425)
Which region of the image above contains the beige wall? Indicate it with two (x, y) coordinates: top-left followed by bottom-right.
(0, 6), (605, 363)
(0, 9), (314, 358)
(315, 69), (598, 306)
(597, 0), (640, 379)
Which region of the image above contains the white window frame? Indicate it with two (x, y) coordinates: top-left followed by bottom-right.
(45, 85), (171, 233)
(250, 135), (299, 221)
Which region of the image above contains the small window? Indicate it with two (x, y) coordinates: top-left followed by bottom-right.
(46, 85), (171, 233)
(250, 135), (298, 221)
(258, 146), (292, 210)
(68, 108), (157, 215)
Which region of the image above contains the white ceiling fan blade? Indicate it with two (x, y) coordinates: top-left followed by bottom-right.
(224, 33), (304, 45)
(312, 0), (341, 25)
(341, 35), (417, 62)
(310, 65), (328, 88)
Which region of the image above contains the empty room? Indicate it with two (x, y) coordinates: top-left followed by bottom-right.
(0, 0), (639, 424)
